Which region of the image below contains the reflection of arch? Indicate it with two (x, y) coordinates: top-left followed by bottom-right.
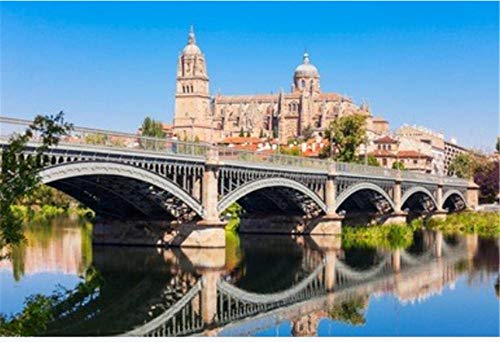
(217, 177), (327, 214)
(336, 255), (391, 281)
(40, 161), (204, 218)
(442, 189), (467, 209)
(217, 261), (325, 304)
(335, 182), (395, 212)
(401, 186), (438, 211)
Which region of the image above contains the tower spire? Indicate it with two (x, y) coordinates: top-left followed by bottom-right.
(188, 25), (196, 44)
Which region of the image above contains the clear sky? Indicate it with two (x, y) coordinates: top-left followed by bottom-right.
(1, 1), (498, 151)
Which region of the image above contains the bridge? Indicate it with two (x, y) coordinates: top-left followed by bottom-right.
(1, 117), (478, 247)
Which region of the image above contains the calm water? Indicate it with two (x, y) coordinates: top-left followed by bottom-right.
(0, 219), (499, 337)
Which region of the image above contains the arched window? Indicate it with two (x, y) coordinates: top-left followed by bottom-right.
(190, 85), (194, 93)
(301, 80), (306, 88)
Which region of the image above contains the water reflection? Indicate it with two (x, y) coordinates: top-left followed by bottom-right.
(0, 219), (92, 281)
(1, 220), (498, 337)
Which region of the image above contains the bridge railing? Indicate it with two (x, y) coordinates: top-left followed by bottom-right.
(0, 116), (470, 186)
(336, 161), (399, 178)
(217, 146), (330, 171)
(0, 116), (211, 158)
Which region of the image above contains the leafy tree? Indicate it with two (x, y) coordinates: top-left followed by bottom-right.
(320, 113), (367, 162)
(448, 153), (477, 178)
(259, 128), (264, 138)
(140, 117), (166, 138)
(0, 112), (73, 248)
(474, 161), (499, 203)
(392, 160), (406, 170)
(239, 127), (245, 137)
(279, 146), (301, 156)
(245, 131), (251, 138)
(496, 136), (500, 153)
(139, 117), (166, 149)
(354, 155), (380, 167)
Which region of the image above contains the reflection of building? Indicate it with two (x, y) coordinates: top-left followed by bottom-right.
(172, 28), (388, 144)
(0, 226), (90, 279)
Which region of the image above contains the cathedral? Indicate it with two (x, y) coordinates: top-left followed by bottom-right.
(172, 28), (387, 143)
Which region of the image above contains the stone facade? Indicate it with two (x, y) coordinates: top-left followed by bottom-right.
(396, 125), (446, 175)
(172, 28), (383, 143)
(367, 135), (434, 173)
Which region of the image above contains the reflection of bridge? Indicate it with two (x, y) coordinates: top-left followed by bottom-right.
(124, 232), (477, 337)
(1, 117), (478, 247)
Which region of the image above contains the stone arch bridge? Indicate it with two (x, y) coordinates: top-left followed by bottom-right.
(0, 117), (478, 247)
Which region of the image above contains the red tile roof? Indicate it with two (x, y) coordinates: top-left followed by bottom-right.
(397, 150), (432, 159)
(368, 150), (396, 157)
(374, 136), (398, 144)
(221, 136), (265, 144)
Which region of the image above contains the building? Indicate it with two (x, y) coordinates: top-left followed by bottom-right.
(396, 124), (446, 175)
(172, 28), (388, 144)
(366, 135), (433, 173)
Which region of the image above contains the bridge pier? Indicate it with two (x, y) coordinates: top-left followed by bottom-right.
(192, 147), (226, 248)
(431, 181), (448, 220)
(466, 178), (480, 210)
(311, 163), (343, 235)
(383, 175), (407, 225)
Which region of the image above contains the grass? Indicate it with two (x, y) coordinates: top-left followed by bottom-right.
(426, 211), (499, 238)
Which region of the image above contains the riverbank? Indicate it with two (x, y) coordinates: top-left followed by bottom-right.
(10, 204), (94, 225)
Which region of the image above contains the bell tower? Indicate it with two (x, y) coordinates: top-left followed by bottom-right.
(173, 27), (212, 141)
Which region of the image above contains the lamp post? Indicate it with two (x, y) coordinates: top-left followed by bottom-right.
(364, 134), (369, 166)
(189, 113), (195, 142)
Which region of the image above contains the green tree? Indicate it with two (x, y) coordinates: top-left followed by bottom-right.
(355, 155), (380, 167)
(448, 153), (477, 178)
(392, 160), (406, 170)
(239, 127), (245, 137)
(259, 128), (264, 138)
(246, 131), (251, 138)
(85, 133), (107, 145)
(496, 136), (500, 153)
(320, 113), (367, 162)
(140, 117), (166, 138)
(139, 117), (165, 149)
(0, 112), (73, 248)
(279, 146), (301, 156)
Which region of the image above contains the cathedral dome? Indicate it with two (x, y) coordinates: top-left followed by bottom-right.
(182, 27), (202, 55)
(294, 52), (319, 78)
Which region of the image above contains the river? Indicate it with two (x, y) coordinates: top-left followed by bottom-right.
(0, 218), (498, 336)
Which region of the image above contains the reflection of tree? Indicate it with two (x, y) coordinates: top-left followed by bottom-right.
(328, 296), (369, 326)
(0, 267), (103, 336)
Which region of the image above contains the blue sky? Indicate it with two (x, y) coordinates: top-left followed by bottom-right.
(1, 2), (498, 150)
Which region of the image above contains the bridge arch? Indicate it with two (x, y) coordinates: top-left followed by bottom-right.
(40, 161), (204, 219)
(217, 177), (327, 214)
(401, 186), (439, 212)
(334, 182), (396, 212)
(441, 189), (467, 212)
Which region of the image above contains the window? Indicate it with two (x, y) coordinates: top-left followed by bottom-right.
(301, 80), (306, 88)
(383, 158), (387, 166)
(413, 159), (418, 164)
